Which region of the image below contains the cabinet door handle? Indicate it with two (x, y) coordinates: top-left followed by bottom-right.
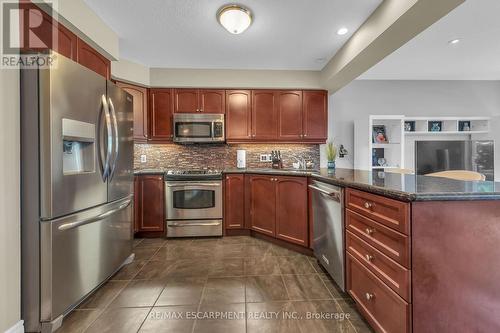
(365, 293), (375, 301)
(365, 254), (374, 262)
(364, 202), (373, 209)
(365, 228), (374, 236)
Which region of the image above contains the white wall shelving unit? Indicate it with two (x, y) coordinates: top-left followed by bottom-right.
(354, 116), (492, 172)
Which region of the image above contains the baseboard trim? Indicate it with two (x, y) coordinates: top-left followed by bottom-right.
(5, 320), (24, 333)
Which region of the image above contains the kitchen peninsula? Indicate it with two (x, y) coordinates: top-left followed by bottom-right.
(135, 167), (500, 333)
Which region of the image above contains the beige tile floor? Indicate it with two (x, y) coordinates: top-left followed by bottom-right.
(56, 236), (373, 333)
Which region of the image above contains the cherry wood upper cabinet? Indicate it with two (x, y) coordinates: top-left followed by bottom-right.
(249, 175), (276, 236)
(134, 175), (165, 234)
(149, 88), (174, 141)
(226, 90), (252, 141)
(200, 90), (225, 113)
(76, 39), (110, 79)
(116, 81), (149, 142)
(276, 176), (308, 246)
(224, 174), (245, 230)
(303, 90), (328, 141)
(252, 90), (279, 140)
(278, 91), (303, 140)
(174, 89), (225, 113)
(19, 2), (77, 60)
(174, 89), (199, 113)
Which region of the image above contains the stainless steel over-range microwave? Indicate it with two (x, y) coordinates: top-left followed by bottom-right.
(173, 113), (225, 143)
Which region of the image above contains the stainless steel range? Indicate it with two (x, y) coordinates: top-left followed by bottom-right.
(165, 170), (223, 237)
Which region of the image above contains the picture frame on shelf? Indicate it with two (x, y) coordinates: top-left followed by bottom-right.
(458, 120), (471, 132)
(372, 125), (389, 143)
(428, 121), (442, 132)
(404, 121), (416, 132)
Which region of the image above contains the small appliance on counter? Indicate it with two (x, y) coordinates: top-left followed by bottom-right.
(237, 149), (246, 168)
(271, 150), (283, 169)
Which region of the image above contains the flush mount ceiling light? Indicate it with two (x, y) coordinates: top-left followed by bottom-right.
(217, 4), (253, 34)
(448, 38), (461, 45)
(337, 27), (349, 35)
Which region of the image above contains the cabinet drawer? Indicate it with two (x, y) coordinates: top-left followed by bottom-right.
(347, 230), (410, 302)
(346, 209), (410, 268)
(347, 253), (410, 333)
(346, 188), (409, 235)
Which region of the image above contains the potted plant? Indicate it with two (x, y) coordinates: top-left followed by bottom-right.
(326, 142), (337, 170)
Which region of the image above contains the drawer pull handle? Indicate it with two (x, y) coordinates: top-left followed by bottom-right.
(365, 228), (375, 236)
(365, 254), (374, 262)
(365, 293), (375, 301)
(364, 202), (373, 209)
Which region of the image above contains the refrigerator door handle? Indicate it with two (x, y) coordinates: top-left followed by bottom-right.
(98, 95), (113, 181)
(108, 97), (120, 181)
(57, 199), (132, 231)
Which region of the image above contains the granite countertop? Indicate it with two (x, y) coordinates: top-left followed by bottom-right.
(134, 168), (500, 202)
(311, 168), (500, 202)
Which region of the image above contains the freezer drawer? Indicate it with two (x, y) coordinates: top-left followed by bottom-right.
(40, 196), (133, 321)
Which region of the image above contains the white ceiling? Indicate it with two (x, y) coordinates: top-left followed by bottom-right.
(83, 0), (381, 70)
(360, 0), (500, 80)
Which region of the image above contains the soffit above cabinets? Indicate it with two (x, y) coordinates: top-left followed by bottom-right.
(360, 0), (500, 80)
(83, 0), (381, 70)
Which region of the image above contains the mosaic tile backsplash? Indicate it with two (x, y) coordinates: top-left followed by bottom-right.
(134, 143), (320, 170)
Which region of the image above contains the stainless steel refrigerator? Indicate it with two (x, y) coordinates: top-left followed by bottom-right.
(21, 54), (134, 332)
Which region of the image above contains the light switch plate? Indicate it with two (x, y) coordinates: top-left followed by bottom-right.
(140, 155), (147, 163)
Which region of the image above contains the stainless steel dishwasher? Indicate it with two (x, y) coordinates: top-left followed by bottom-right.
(309, 180), (345, 291)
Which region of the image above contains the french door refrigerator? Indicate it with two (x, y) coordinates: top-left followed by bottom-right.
(21, 53), (134, 332)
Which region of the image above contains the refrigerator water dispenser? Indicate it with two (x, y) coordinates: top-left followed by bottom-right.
(62, 118), (96, 174)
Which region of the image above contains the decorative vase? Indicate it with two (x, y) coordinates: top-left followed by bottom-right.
(327, 160), (336, 170)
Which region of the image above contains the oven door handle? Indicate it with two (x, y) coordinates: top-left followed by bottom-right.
(166, 183), (221, 187)
(168, 221), (222, 227)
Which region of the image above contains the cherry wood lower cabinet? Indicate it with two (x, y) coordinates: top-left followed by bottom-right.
(345, 188), (410, 333)
(248, 175), (277, 236)
(247, 174), (308, 246)
(134, 175), (165, 236)
(275, 176), (308, 246)
(116, 81), (149, 142)
(224, 174), (246, 229)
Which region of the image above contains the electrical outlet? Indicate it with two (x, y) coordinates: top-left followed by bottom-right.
(140, 154), (147, 163)
(260, 154), (272, 162)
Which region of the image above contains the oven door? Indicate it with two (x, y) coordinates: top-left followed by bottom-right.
(165, 181), (222, 220)
(173, 121), (214, 143)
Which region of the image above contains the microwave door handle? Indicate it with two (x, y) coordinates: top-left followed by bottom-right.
(108, 97), (119, 181)
(211, 122), (215, 141)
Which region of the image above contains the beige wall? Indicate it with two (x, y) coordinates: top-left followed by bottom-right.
(111, 59), (150, 86)
(150, 68), (323, 89)
(0, 43), (21, 333)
